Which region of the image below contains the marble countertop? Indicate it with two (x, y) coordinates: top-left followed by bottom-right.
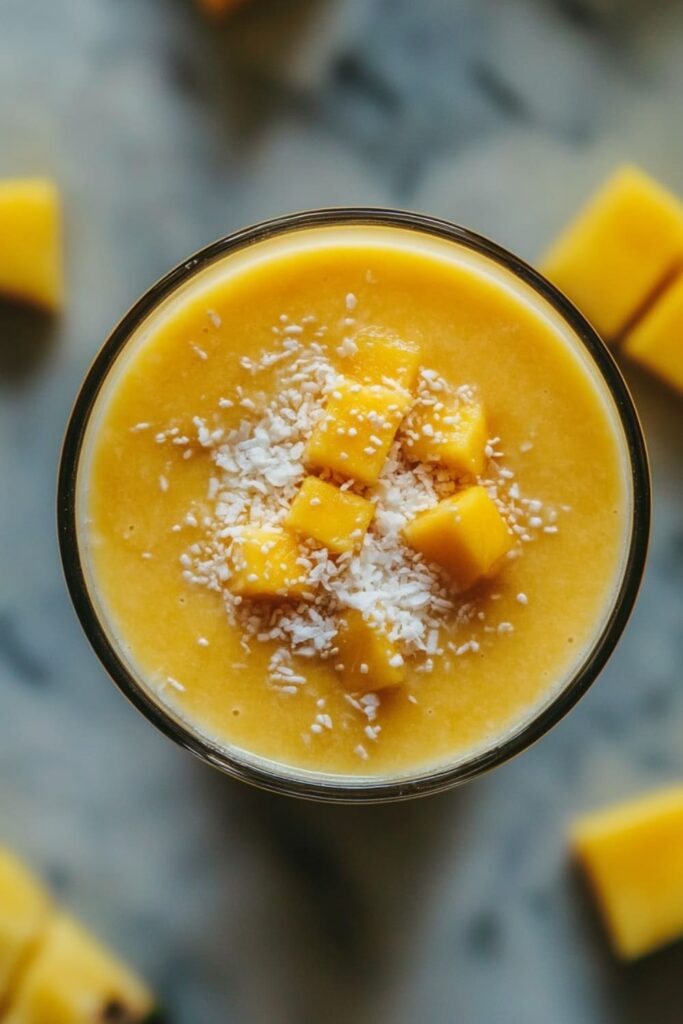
(1, 1), (682, 1021)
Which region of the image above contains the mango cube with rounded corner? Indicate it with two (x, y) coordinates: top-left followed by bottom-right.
(0, 849), (52, 1001)
(403, 398), (487, 477)
(622, 269), (683, 394)
(305, 378), (411, 485)
(343, 327), (421, 390)
(4, 913), (153, 1024)
(541, 166), (683, 340)
(336, 609), (405, 694)
(0, 179), (63, 312)
(403, 485), (513, 591)
(228, 527), (310, 599)
(571, 786), (683, 959)
(286, 476), (375, 555)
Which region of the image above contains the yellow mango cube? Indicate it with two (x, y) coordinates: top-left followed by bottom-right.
(0, 179), (63, 312)
(571, 787), (683, 959)
(343, 327), (421, 390)
(622, 269), (683, 394)
(228, 527), (310, 599)
(306, 378), (411, 485)
(403, 485), (513, 591)
(541, 166), (683, 339)
(286, 476), (375, 554)
(4, 913), (153, 1024)
(403, 398), (487, 476)
(0, 849), (51, 1000)
(335, 609), (404, 694)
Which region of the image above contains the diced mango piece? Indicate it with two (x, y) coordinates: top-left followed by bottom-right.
(0, 849), (51, 1002)
(343, 327), (421, 390)
(571, 787), (683, 959)
(286, 476), (375, 555)
(306, 378), (411, 485)
(0, 179), (63, 312)
(336, 609), (404, 694)
(541, 166), (683, 339)
(403, 398), (487, 477)
(4, 913), (154, 1024)
(403, 485), (513, 591)
(622, 269), (683, 394)
(228, 527), (310, 599)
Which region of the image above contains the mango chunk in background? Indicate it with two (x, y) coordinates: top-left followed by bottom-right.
(541, 166), (683, 340)
(403, 398), (487, 477)
(305, 378), (411, 486)
(4, 913), (154, 1024)
(0, 848), (154, 1023)
(336, 609), (405, 694)
(343, 327), (421, 391)
(403, 485), (513, 591)
(0, 849), (52, 1002)
(571, 787), (683, 960)
(0, 178), (63, 312)
(228, 526), (310, 599)
(622, 269), (683, 394)
(286, 476), (375, 555)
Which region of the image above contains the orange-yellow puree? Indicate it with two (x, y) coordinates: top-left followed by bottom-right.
(82, 229), (628, 778)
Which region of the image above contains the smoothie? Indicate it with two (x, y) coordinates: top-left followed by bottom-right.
(75, 223), (633, 781)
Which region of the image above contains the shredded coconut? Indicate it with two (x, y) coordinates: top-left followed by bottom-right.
(164, 675), (185, 692)
(148, 311), (564, 740)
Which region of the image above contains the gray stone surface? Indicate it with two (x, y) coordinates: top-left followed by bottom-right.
(1, 1), (682, 1021)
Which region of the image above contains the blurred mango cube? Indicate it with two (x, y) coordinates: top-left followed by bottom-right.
(0, 848), (153, 1024)
(343, 327), (421, 391)
(305, 378), (411, 485)
(228, 527), (310, 599)
(0, 179), (63, 312)
(404, 398), (487, 477)
(623, 269), (683, 394)
(5, 913), (153, 1024)
(572, 787), (683, 959)
(541, 166), (683, 339)
(336, 609), (404, 694)
(0, 849), (51, 999)
(403, 485), (513, 590)
(286, 476), (375, 555)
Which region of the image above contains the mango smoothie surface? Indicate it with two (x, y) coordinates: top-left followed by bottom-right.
(76, 222), (635, 785)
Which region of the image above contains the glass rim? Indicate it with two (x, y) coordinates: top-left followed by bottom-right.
(57, 207), (651, 803)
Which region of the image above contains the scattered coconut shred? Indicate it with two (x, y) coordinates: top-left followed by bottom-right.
(157, 300), (562, 751)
